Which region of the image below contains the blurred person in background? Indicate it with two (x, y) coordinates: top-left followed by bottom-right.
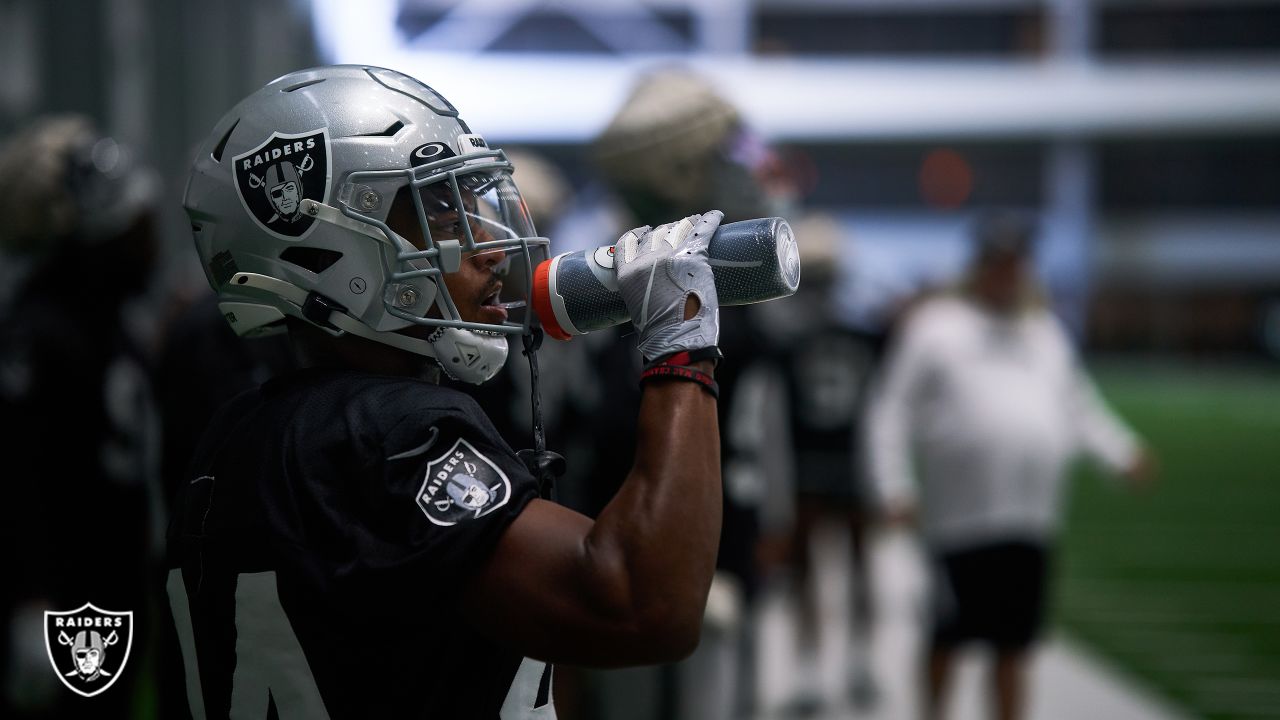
(580, 68), (792, 720)
(864, 212), (1157, 720)
(751, 214), (886, 715)
(0, 115), (161, 718)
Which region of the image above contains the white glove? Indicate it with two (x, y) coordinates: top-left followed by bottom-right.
(614, 211), (723, 362)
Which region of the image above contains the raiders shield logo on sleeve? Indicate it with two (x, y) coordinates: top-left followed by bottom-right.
(417, 438), (512, 526)
(44, 603), (133, 698)
(233, 129), (331, 239)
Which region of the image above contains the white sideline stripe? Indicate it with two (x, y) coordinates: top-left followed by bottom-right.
(1032, 637), (1195, 720)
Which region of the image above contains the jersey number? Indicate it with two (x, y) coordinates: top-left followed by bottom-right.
(169, 570), (555, 719)
(500, 657), (555, 719)
(167, 570), (329, 719)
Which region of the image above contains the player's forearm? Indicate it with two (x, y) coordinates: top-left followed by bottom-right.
(583, 368), (722, 659)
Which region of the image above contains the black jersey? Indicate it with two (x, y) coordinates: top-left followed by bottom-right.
(165, 368), (549, 719)
(780, 325), (883, 500)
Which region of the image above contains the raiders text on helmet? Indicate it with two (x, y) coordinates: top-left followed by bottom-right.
(184, 65), (549, 383)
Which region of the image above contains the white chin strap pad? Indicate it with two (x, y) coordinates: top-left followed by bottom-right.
(226, 271), (507, 384)
(427, 326), (509, 385)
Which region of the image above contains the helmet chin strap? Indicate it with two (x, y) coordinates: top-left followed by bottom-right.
(226, 271), (506, 383)
(516, 325), (565, 499)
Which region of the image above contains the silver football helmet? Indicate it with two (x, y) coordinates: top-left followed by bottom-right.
(184, 65), (549, 384)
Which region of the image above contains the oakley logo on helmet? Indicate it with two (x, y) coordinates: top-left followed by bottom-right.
(233, 129), (330, 239)
(410, 141), (456, 167)
(417, 438), (511, 526)
(44, 603), (134, 698)
(411, 135), (487, 168)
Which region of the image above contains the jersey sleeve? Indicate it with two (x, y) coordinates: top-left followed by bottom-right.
(345, 394), (540, 595)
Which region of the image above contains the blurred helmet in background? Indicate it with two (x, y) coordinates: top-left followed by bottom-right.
(503, 148), (571, 233)
(0, 114), (158, 259)
(184, 65), (550, 384)
(792, 213), (844, 292)
(593, 69), (772, 223)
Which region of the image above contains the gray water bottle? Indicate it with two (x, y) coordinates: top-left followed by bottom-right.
(532, 217), (800, 339)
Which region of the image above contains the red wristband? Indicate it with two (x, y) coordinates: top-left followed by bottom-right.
(639, 364), (719, 399)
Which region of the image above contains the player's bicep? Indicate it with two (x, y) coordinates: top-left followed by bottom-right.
(459, 499), (659, 667)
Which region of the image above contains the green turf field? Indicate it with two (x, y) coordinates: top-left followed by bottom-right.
(1055, 362), (1280, 720)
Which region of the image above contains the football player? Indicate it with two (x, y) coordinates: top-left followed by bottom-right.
(759, 215), (885, 712)
(167, 65), (727, 718)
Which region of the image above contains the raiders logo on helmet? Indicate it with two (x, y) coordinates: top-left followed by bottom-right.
(232, 129), (331, 239)
(416, 438), (512, 526)
(44, 603), (134, 698)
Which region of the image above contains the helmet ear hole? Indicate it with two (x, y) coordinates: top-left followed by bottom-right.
(211, 119), (238, 163)
(387, 186), (425, 249)
(279, 246), (343, 274)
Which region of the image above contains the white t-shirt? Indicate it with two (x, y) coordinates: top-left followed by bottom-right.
(864, 295), (1137, 551)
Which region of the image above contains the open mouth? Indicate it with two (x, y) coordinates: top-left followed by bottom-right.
(478, 286), (508, 322)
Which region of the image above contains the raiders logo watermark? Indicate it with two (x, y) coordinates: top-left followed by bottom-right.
(233, 129), (331, 239)
(44, 603), (133, 698)
(417, 438), (511, 526)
